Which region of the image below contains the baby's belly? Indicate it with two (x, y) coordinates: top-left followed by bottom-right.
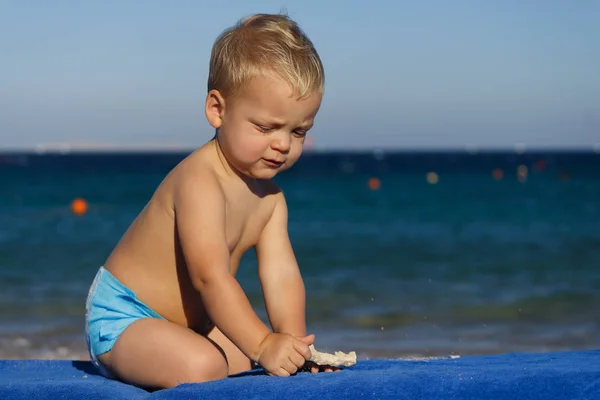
(107, 258), (213, 334)
(137, 270), (213, 334)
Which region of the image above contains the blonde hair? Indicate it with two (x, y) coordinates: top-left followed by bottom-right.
(208, 13), (324, 99)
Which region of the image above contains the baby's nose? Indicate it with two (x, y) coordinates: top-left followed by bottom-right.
(271, 133), (291, 153)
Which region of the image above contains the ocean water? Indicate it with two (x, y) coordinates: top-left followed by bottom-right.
(0, 150), (599, 360)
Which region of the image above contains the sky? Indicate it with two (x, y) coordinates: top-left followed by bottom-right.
(1, 0), (599, 151)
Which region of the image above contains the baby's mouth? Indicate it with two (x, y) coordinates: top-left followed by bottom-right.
(262, 158), (284, 168)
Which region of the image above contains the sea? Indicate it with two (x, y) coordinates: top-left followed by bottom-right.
(1, 149), (599, 361)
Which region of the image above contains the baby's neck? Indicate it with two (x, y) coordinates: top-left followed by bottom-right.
(209, 139), (260, 189)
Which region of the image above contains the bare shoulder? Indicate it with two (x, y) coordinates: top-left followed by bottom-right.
(257, 179), (286, 216)
(254, 180), (290, 239)
(171, 152), (224, 211)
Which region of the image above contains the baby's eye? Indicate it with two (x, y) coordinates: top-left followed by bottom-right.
(293, 130), (307, 137)
(255, 125), (272, 133)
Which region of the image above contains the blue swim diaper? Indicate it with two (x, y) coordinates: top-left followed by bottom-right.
(85, 266), (165, 378)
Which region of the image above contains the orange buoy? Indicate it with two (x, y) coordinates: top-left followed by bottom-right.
(534, 160), (547, 171)
(71, 198), (88, 216)
(426, 172), (439, 184)
(368, 177), (381, 190)
(492, 168), (504, 180)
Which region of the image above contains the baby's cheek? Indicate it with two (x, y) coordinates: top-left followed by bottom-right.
(236, 136), (265, 158)
(251, 143), (270, 159)
(291, 145), (304, 159)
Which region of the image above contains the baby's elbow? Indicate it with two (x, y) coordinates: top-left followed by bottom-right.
(190, 273), (213, 293)
(186, 252), (231, 293)
(191, 275), (208, 293)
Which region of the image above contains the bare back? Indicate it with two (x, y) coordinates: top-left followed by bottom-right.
(103, 141), (279, 333)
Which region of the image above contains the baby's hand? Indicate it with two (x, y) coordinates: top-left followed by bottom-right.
(257, 333), (314, 376)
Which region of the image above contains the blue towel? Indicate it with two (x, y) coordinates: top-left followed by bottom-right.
(1, 350), (599, 399)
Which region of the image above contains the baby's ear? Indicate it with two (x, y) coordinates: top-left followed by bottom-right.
(205, 89), (225, 129)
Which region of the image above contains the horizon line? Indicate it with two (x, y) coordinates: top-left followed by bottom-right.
(0, 144), (599, 155)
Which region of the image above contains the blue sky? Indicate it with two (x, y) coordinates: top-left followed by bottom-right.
(1, 0), (598, 150)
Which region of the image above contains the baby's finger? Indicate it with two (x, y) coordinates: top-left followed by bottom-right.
(283, 359), (298, 375)
(312, 364), (338, 373)
(290, 352), (306, 368)
(277, 367), (291, 377)
(293, 339), (312, 360)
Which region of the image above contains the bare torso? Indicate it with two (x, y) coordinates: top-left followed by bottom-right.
(103, 142), (277, 333)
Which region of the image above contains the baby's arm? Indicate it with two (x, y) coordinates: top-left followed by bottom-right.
(255, 191), (307, 338)
(175, 172), (271, 363)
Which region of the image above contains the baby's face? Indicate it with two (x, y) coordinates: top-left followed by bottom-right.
(215, 73), (322, 180)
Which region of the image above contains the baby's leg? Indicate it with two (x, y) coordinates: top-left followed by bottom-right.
(98, 318), (229, 389)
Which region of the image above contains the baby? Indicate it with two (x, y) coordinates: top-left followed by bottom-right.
(85, 13), (327, 389)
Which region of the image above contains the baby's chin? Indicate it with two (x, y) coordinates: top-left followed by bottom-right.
(244, 168), (283, 180)
(244, 162), (292, 180)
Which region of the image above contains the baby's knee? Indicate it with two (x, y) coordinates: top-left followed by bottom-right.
(173, 355), (229, 385)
